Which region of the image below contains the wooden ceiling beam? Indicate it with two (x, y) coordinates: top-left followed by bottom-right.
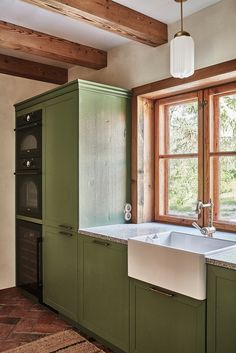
(0, 21), (107, 69)
(21, 0), (168, 47)
(0, 53), (68, 84)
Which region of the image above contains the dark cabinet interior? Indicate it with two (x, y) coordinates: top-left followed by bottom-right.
(16, 173), (42, 219)
(15, 108), (43, 300)
(16, 220), (42, 300)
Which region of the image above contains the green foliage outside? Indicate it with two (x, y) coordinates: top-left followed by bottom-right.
(167, 95), (236, 221)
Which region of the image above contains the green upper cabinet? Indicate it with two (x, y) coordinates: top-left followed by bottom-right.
(207, 265), (236, 353)
(15, 80), (131, 230)
(43, 92), (78, 230)
(78, 82), (131, 228)
(78, 234), (129, 352)
(130, 279), (205, 353)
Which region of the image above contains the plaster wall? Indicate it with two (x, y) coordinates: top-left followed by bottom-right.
(0, 75), (56, 289)
(69, 0), (236, 89)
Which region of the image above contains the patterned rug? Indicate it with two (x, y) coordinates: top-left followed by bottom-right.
(3, 330), (105, 353)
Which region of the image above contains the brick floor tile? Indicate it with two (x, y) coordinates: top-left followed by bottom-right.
(0, 317), (20, 325)
(32, 323), (68, 334)
(8, 332), (47, 343)
(0, 324), (14, 339)
(14, 319), (36, 333)
(0, 287), (114, 353)
(0, 341), (20, 352)
(0, 305), (16, 316)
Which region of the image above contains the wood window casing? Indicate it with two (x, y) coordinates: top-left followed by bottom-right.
(204, 83), (236, 232)
(155, 91), (204, 227)
(131, 59), (236, 232)
(155, 82), (236, 230)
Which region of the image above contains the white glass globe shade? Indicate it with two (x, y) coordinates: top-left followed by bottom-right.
(170, 35), (195, 78)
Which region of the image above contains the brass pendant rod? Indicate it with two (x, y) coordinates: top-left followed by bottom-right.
(181, 0), (183, 33)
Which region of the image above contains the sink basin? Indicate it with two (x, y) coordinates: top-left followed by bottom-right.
(128, 231), (236, 300)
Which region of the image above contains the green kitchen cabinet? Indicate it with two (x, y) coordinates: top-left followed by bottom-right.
(43, 91), (78, 230)
(207, 265), (236, 353)
(15, 80), (131, 319)
(130, 279), (205, 353)
(78, 82), (131, 228)
(43, 226), (78, 321)
(78, 234), (129, 352)
(15, 80), (131, 231)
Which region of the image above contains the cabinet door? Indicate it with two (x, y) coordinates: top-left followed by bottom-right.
(43, 92), (78, 230)
(130, 280), (205, 353)
(43, 226), (78, 321)
(78, 235), (129, 352)
(78, 86), (131, 228)
(207, 265), (236, 353)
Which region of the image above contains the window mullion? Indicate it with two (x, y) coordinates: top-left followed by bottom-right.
(198, 89), (204, 227)
(203, 88), (210, 227)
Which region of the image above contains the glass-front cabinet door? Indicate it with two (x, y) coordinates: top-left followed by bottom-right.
(16, 173), (42, 219)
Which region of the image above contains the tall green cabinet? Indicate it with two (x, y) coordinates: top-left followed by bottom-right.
(43, 91), (78, 320)
(15, 80), (131, 323)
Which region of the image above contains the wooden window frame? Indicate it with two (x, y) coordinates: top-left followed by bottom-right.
(155, 91), (204, 226)
(204, 82), (236, 232)
(155, 83), (236, 230)
(131, 59), (236, 232)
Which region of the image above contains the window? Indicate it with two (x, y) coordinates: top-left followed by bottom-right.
(155, 83), (236, 231)
(206, 84), (236, 231)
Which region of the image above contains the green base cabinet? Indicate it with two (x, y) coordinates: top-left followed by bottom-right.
(207, 265), (236, 353)
(130, 280), (205, 353)
(78, 235), (129, 353)
(43, 226), (78, 321)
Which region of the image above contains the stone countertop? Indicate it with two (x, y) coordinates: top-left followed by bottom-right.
(205, 249), (236, 270)
(79, 223), (236, 270)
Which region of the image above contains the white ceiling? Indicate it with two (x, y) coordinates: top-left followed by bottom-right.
(0, 0), (222, 67)
(115, 0), (222, 24)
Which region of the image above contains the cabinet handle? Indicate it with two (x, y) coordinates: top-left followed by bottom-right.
(149, 287), (174, 298)
(14, 171), (41, 175)
(14, 122), (41, 131)
(59, 231), (73, 237)
(93, 239), (110, 247)
(59, 224), (73, 230)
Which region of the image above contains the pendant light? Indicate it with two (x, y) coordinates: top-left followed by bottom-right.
(170, 0), (194, 78)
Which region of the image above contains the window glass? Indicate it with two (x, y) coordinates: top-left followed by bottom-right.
(219, 94), (236, 152)
(219, 156), (236, 221)
(168, 158), (198, 217)
(168, 101), (198, 154)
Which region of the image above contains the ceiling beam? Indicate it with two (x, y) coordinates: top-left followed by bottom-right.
(0, 53), (68, 84)
(0, 21), (107, 69)
(21, 0), (168, 47)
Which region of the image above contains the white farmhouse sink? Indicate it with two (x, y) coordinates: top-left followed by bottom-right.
(128, 231), (236, 300)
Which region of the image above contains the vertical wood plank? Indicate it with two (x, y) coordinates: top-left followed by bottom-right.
(154, 101), (160, 220)
(143, 98), (155, 222)
(131, 95), (138, 223)
(212, 96), (220, 220)
(133, 97), (155, 223)
(79, 85), (131, 227)
(197, 90), (204, 226)
(203, 89), (211, 226)
(164, 106), (169, 215)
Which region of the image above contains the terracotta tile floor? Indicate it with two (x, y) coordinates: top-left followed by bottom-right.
(0, 287), (113, 353)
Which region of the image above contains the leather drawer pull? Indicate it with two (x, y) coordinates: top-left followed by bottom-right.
(59, 231), (73, 237)
(93, 239), (110, 247)
(59, 224), (73, 230)
(149, 287), (174, 297)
